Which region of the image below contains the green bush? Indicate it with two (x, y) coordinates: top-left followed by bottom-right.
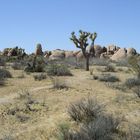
(46, 64), (72, 76)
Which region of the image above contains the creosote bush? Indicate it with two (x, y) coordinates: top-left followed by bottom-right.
(46, 63), (72, 76)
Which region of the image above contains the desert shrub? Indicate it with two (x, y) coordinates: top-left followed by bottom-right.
(57, 122), (71, 140)
(33, 73), (47, 81)
(93, 75), (99, 80)
(46, 63), (72, 76)
(0, 68), (12, 78)
(11, 62), (23, 70)
(68, 97), (103, 123)
(58, 115), (123, 140)
(51, 77), (68, 90)
(98, 74), (119, 82)
(0, 57), (6, 66)
(24, 56), (46, 73)
(133, 87), (140, 98)
(124, 78), (140, 89)
(91, 58), (109, 66)
(71, 115), (122, 140)
(0, 78), (5, 86)
(104, 64), (116, 72)
(128, 56), (140, 78)
(115, 59), (129, 67)
(106, 83), (126, 92)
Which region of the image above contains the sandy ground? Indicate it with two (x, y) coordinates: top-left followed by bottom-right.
(0, 67), (140, 139)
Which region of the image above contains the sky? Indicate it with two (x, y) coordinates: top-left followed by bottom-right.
(0, 0), (140, 53)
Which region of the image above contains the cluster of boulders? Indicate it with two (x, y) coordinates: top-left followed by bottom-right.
(1, 44), (137, 62)
(39, 44), (137, 61)
(2, 47), (26, 57)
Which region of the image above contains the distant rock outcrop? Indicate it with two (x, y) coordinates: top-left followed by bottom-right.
(127, 48), (137, 57)
(110, 48), (127, 61)
(49, 49), (65, 60)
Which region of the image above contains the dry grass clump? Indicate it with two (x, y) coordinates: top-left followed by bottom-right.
(68, 97), (103, 123)
(93, 73), (120, 83)
(57, 97), (127, 140)
(51, 77), (68, 90)
(33, 73), (47, 81)
(124, 78), (140, 89)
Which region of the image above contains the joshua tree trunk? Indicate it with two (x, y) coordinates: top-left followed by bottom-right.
(86, 56), (89, 71)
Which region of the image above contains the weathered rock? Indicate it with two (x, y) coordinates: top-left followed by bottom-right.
(127, 48), (137, 57)
(94, 45), (103, 57)
(35, 43), (43, 55)
(49, 50), (65, 60)
(65, 51), (75, 59)
(107, 45), (117, 55)
(76, 51), (84, 61)
(110, 48), (127, 61)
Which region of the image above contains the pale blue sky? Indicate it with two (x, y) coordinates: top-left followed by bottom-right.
(0, 0), (140, 53)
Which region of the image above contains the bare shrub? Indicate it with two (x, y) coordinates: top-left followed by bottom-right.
(68, 97), (103, 123)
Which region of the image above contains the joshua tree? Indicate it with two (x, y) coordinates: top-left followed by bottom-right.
(70, 30), (97, 71)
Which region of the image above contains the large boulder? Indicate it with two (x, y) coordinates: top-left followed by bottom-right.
(94, 45), (103, 57)
(3, 48), (10, 56)
(65, 51), (75, 59)
(76, 51), (84, 61)
(35, 43), (43, 56)
(110, 48), (127, 61)
(107, 45), (117, 55)
(127, 48), (137, 57)
(49, 49), (65, 60)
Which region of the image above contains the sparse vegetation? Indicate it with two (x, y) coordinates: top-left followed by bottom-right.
(33, 73), (47, 81)
(98, 74), (120, 82)
(51, 77), (68, 90)
(46, 63), (72, 76)
(124, 78), (140, 89)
